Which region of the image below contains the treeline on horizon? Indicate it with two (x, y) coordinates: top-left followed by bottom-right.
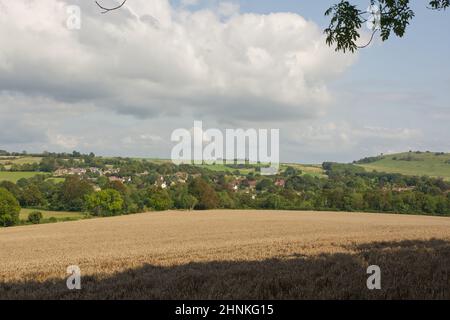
(0, 151), (450, 227)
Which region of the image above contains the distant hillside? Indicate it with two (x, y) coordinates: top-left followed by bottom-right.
(354, 151), (450, 180)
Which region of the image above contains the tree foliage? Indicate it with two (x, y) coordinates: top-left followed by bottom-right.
(85, 189), (124, 216)
(0, 187), (21, 227)
(147, 187), (173, 211)
(325, 0), (449, 52)
(1, 151), (449, 227)
(58, 176), (94, 211)
(188, 177), (219, 210)
(94, 0), (448, 53)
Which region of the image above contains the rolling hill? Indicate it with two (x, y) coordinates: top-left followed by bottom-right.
(355, 152), (450, 180)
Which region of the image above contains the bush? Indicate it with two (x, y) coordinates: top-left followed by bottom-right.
(48, 217), (57, 223)
(354, 155), (385, 164)
(0, 214), (16, 227)
(0, 187), (21, 227)
(27, 211), (43, 224)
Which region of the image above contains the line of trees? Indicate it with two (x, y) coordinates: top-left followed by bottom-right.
(1, 160), (449, 227)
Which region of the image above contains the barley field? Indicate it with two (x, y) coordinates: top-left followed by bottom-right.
(1, 210), (450, 299)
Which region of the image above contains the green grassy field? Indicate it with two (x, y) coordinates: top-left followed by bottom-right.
(356, 152), (450, 180)
(0, 156), (42, 170)
(193, 163), (257, 175)
(46, 177), (66, 183)
(193, 163), (326, 176)
(135, 157), (326, 177)
(19, 208), (85, 221)
(0, 171), (45, 182)
(134, 158), (268, 175)
(280, 163), (326, 178)
(0, 156), (42, 164)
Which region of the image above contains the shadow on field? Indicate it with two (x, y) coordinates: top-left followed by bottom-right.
(1, 239), (450, 299)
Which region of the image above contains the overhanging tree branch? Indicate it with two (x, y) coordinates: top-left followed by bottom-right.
(357, 29), (378, 49)
(93, 0), (448, 52)
(96, 0), (128, 14)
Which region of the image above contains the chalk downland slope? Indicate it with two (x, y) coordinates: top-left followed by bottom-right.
(356, 152), (450, 180)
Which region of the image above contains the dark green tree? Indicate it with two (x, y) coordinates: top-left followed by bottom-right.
(147, 187), (173, 211)
(57, 176), (94, 211)
(21, 184), (46, 207)
(188, 177), (219, 210)
(85, 189), (124, 216)
(0, 187), (21, 227)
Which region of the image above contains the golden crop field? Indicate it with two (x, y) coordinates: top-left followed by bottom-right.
(1, 210), (450, 299)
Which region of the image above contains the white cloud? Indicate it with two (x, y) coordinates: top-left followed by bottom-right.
(0, 0), (354, 124)
(7, 0), (435, 162)
(218, 1), (240, 17)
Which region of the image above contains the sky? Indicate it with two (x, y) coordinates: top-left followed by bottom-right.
(0, 0), (449, 163)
